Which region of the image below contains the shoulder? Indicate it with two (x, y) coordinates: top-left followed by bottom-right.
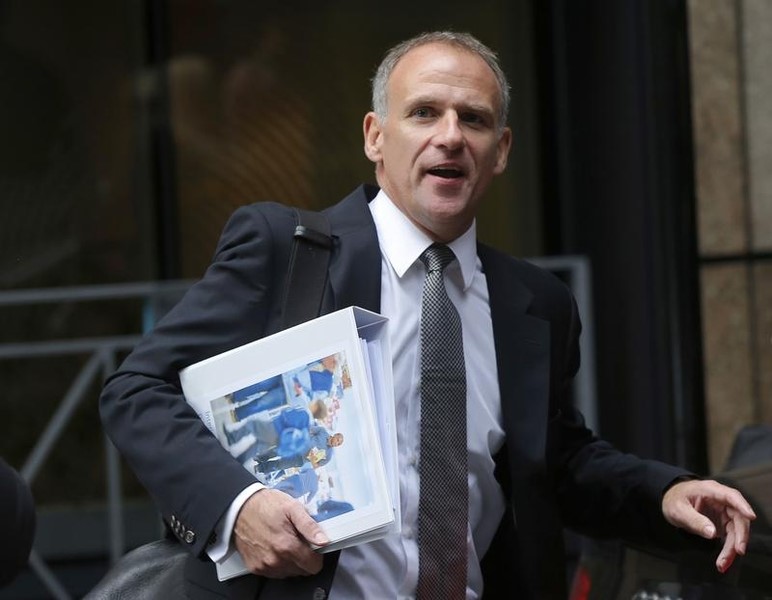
(223, 201), (297, 237)
(226, 185), (374, 241)
(210, 201), (300, 266)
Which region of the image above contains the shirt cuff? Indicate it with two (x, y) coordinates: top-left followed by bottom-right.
(206, 482), (264, 563)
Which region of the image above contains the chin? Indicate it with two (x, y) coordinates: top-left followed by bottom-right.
(432, 194), (476, 215)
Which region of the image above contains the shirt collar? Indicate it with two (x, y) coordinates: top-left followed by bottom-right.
(369, 189), (477, 291)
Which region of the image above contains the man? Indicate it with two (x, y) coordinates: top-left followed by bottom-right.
(272, 467), (320, 504)
(100, 31), (755, 599)
(225, 405), (308, 448)
(253, 426), (343, 474)
(228, 375), (286, 422)
(225, 405), (340, 470)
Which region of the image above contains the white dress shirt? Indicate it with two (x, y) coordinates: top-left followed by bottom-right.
(210, 190), (507, 599)
(330, 190), (506, 599)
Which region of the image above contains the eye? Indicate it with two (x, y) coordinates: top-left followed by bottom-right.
(460, 112), (488, 127)
(411, 107), (434, 119)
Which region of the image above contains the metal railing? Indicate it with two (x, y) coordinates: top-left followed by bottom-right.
(0, 257), (597, 598)
(0, 281), (193, 600)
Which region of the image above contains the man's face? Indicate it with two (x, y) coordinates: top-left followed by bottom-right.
(364, 43), (512, 242)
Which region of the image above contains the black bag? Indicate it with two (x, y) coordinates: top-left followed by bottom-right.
(84, 539), (187, 600)
(86, 208), (333, 599)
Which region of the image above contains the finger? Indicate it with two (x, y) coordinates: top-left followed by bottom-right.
(274, 529), (324, 576)
(669, 503), (717, 539)
(662, 481), (715, 535)
(266, 495), (326, 575)
(237, 523), (320, 578)
(719, 486), (757, 520)
(290, 541), (324, 575)
(288, 501), (330, 547)
(234, 490), (322, 577)
(716, 523), (737, 573)
(728, 507), (751, 555)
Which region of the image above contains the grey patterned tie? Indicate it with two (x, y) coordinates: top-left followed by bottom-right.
(416, 243), (468, 599)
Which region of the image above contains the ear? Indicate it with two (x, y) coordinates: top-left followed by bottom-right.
(363, 112), (383, 164)
(493, 127), (513, 175)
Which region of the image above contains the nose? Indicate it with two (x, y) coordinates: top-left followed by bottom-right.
(434, 112), (464, 150)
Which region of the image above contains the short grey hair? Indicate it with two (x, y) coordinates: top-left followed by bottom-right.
(371, 31), (511, 130)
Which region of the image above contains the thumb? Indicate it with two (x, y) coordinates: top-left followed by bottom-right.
(288, 503), (329, 547)
(664, 496), (717, 539)
(699, 519), (717, 539)
(680, 509), (717, 539)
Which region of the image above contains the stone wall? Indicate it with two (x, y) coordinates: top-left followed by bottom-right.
(688, 0), (772, 471)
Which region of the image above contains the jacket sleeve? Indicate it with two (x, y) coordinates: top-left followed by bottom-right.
(99, 203), (293, 558)
(551, 284), (691, 548)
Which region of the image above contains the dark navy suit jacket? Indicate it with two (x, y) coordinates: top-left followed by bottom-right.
(100, 184), (688, 599)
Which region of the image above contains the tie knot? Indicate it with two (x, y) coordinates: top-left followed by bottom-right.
(420, 244), (455, 273)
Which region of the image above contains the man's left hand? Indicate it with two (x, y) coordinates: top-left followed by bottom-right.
(662, 479), (756, 573)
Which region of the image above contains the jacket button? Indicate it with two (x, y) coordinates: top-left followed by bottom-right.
(184, 530), (196, 544)
(312, 587), (326, 600)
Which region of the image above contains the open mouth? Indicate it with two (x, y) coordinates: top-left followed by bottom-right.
(427, 166), (465, 179)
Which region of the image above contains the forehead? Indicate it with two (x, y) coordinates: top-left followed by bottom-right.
(387, 42), (500, 109)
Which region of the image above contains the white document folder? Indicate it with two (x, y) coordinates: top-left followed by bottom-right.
(179, 307), (399, 581)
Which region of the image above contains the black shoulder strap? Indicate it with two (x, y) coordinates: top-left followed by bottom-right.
(275, 208), (341, 596)
(280, 208), (333, 329)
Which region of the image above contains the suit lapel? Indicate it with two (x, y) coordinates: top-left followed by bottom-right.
(479, 245), (566, 599)
(479, 245), (550, 468)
